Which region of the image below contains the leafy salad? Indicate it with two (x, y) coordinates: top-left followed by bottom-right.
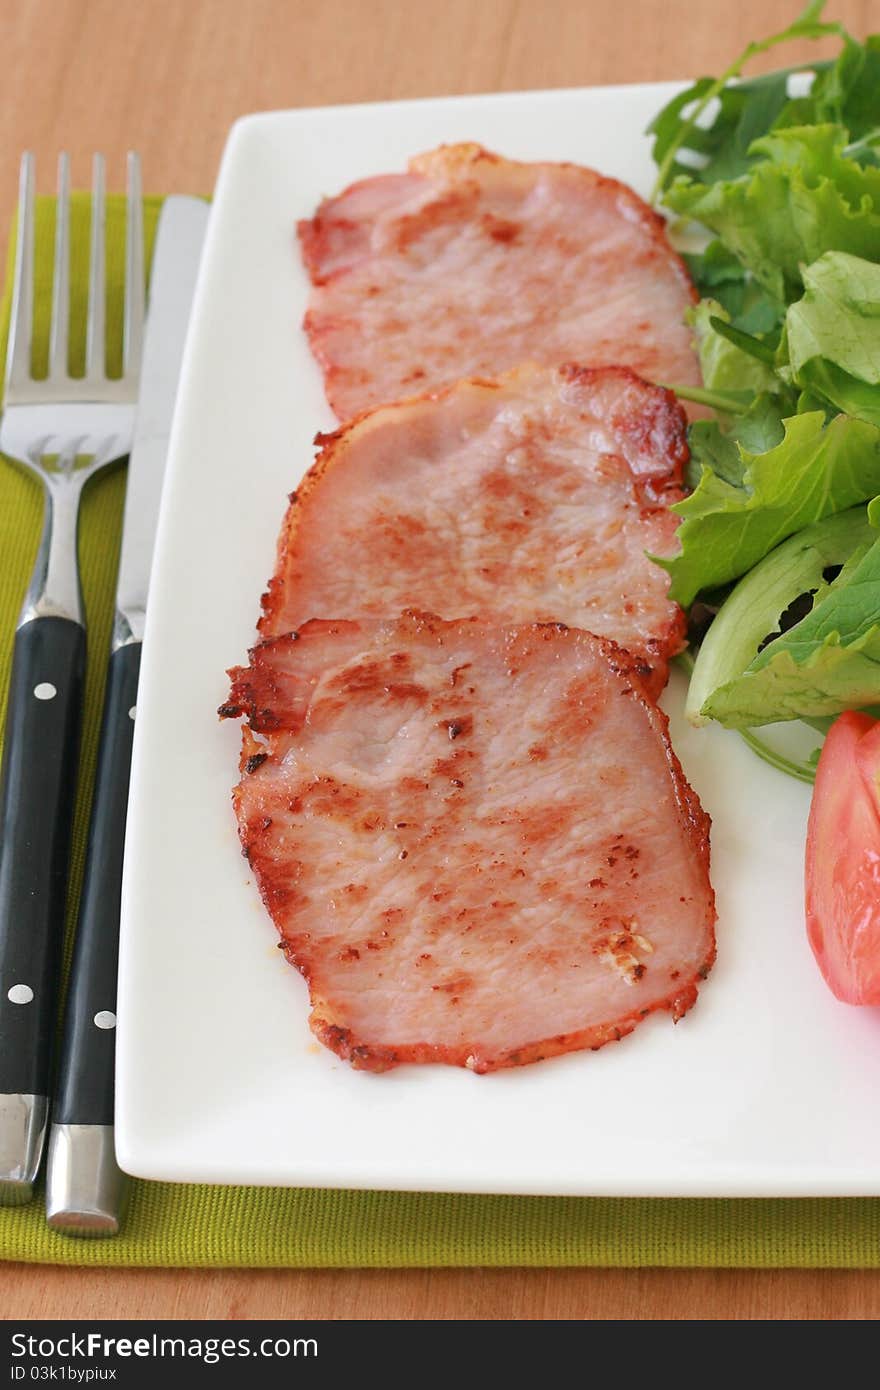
(648, 0), (880, 783)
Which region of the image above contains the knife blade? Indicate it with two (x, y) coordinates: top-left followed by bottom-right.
(44, 196), (210, 1234)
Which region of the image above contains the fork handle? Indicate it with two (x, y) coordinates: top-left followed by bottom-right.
(0, 615), (85, 1097)
(54, 641), (140, 1126)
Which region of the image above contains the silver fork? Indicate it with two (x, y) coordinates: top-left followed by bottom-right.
(0, 152), (144, 1205)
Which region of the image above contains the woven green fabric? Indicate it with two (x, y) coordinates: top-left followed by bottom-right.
(1, 195), (878, 1270)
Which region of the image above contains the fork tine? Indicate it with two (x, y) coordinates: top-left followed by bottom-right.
(123, 151), (144, 382)
(48, 153), (71, 381)
(5, 152), (35, 395)
(85, 152), (106, 381)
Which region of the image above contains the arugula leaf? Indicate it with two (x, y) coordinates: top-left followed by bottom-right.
(651, 69), (797, 191)
(683, 243), (783, 332)
(709, 314), (777, 365)
(667, 301), (791, 435)
(812, 33), (880, 139)
(649, 3), (853, 197)
(686, 392), (789, 490)
(704, 534), (880, 727)
(655, 410), (880, 606)
(664, 125), (880, 304)
(782, 251), (880, 423)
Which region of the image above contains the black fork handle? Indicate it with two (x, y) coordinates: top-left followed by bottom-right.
(0, 615), (85, 1097)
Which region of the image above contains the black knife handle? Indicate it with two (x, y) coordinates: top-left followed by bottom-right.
(54, 642), (141, 1126)
(0, 616), (85, 1096)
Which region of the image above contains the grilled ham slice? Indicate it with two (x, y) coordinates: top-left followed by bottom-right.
(259, 363), (688, 691)
(298, 143), (700, 420)
(221, 612), (716, 1073)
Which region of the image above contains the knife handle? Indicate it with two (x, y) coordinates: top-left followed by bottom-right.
(54, 641), (141, 1126)
(0, 616), (85, 1097)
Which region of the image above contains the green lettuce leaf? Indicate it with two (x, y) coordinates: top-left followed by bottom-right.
(783, 251), (880, 424)
(664, 125), (880, 304)
(691, 299), (779, 394)
(703, 526), (880, 727)
(685, 507), (878, 725)
(655, 410), (880, 606)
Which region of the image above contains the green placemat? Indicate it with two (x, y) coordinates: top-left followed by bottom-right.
(1, 194), (878, 1270)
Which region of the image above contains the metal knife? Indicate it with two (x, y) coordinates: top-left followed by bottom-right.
(44, 196), (210, 1233)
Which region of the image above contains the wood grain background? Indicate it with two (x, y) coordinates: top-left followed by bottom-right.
(1, 0), (880, 1320)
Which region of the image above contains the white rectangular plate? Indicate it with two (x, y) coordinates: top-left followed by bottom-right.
(116, 82), (880, 1196)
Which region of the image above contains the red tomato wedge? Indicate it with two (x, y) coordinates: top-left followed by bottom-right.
(805, 710), (880, 1005)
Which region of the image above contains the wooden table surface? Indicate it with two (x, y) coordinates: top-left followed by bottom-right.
(2, 0), (879, 1322)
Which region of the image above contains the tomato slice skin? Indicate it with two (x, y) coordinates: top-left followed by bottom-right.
(805, 710), (880, 1005)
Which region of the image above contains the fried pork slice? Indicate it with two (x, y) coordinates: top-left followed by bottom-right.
(298, 143), (700, 420)
(222, 612), (716, 1073)
(260, 363), (688, 691)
